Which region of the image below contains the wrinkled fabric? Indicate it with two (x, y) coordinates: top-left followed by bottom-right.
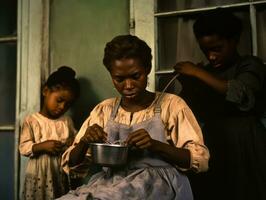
(58, 167), (192, 200)
(20, 113), (76, 157)
(61, 92), (209, 177)
(226, 79), (255, 111)
(22, 154), (68, 200)
(221, 56), (266, 114)
(58, 93), (209, 199)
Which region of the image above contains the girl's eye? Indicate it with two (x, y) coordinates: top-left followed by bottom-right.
(57, 98), (63, 103)
(132, 74), (140, 80)
(201, 46), (222, 54)
(114, 77), (124, 83)
(212, 48), (222, 52)
(210, 45), (223, 52)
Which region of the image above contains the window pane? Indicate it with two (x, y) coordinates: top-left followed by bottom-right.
(157, 15), (206, 70)
(157, 0), (248, 12)
(256, 5), (266, 62)
(157, 10), (251, 70)
(234, 11), (252, 56)
(0, 1), (17, 36)
(0, 131), (14, 200)
(0, 43), (17, 124)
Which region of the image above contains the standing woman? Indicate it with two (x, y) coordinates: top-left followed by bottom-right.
(58, 35), (209, 200)
(174, 9), (266, 200)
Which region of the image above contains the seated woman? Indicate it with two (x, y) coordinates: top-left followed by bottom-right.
(58, 35), (209, 200)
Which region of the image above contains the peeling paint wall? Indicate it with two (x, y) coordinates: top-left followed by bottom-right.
(49, 0), (129, 127)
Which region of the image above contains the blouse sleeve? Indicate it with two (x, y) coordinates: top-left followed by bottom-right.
(164, 95), (210, 172)
(61, 117), (93, 178)
(19, 116), (35, 157)
(226, 56), (266, 111)
(61, 101), (112, 177)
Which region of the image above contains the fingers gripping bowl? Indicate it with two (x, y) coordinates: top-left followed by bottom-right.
(90, 143), (129, 167)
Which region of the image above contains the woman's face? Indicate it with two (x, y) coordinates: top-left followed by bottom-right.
(109, 58), (149, 102)
(198, 34), (238, 68)
(41, 87), (75, 119)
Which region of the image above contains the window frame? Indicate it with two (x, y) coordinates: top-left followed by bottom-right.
(131, 0), (266, 90)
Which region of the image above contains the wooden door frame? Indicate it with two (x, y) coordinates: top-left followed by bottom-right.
(15, 0), (50, 199)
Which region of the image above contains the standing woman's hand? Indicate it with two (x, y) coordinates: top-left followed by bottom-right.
(126, 129), (154, 149)
(174, 61), (204, 77)
(80, 124), (107, 145)
(174, 61), (228, 94)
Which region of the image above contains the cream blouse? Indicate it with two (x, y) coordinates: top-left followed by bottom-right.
(19, 112), (76, 157)
(62, 93), (209, 177)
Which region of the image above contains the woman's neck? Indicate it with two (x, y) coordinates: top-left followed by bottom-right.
(121, 91), (156, 113)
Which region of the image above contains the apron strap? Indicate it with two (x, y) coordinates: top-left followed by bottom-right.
(112, 93), (163, 118)
(153, 92), (174, 144)
(110, 97), (121, 120)
(154, 73), (179, 116)
(154, 92), (165, 115)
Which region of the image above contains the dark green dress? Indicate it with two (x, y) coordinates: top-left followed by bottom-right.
(178, 55), (266, 200)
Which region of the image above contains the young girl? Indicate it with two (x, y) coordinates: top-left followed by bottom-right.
(58, 35), (209, 200)
(19, 66), (80, 200)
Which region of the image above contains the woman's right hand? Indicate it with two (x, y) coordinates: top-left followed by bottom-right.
(80, 124), (107, 145)
(174, 61), (204, 77)
(69, 124), (107, 167)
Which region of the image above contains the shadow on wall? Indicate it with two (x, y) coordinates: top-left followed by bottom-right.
(71, 77), (101, 129)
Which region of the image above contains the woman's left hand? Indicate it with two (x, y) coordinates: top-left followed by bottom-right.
(125, 129), (154, 149)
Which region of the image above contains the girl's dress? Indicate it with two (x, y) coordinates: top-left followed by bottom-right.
(179, 55), (266, 200)
(58, 92), (209, 200)
(19, 112), (77, 200)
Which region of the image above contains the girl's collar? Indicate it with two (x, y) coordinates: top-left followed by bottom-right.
(37, 112), (64, 121)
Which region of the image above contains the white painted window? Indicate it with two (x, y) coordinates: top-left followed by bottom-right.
(132, 0), (266, 92)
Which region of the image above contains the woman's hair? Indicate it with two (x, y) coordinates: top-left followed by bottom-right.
(193, 8), (243, 41)
(103, 35), (152, 72)
(45, 66), (80, 98)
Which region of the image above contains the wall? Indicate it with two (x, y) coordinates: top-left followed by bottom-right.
(49, 0), (129, 127)
(17, 1), (129, 199)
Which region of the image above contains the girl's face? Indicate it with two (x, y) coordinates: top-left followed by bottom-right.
(198, 34), (238, 68)
(41, 86), (75, 119)
(109, 58), (149, 103)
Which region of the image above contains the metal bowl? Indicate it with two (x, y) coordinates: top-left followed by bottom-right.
(90, 143), (129, 167)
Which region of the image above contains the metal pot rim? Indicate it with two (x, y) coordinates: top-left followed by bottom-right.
(90, 142), (128, 148)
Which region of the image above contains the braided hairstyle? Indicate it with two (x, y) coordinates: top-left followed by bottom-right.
(44, 66), (80, 99)
(193, 8), (243, 42)
(103, 35), (152, 73)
